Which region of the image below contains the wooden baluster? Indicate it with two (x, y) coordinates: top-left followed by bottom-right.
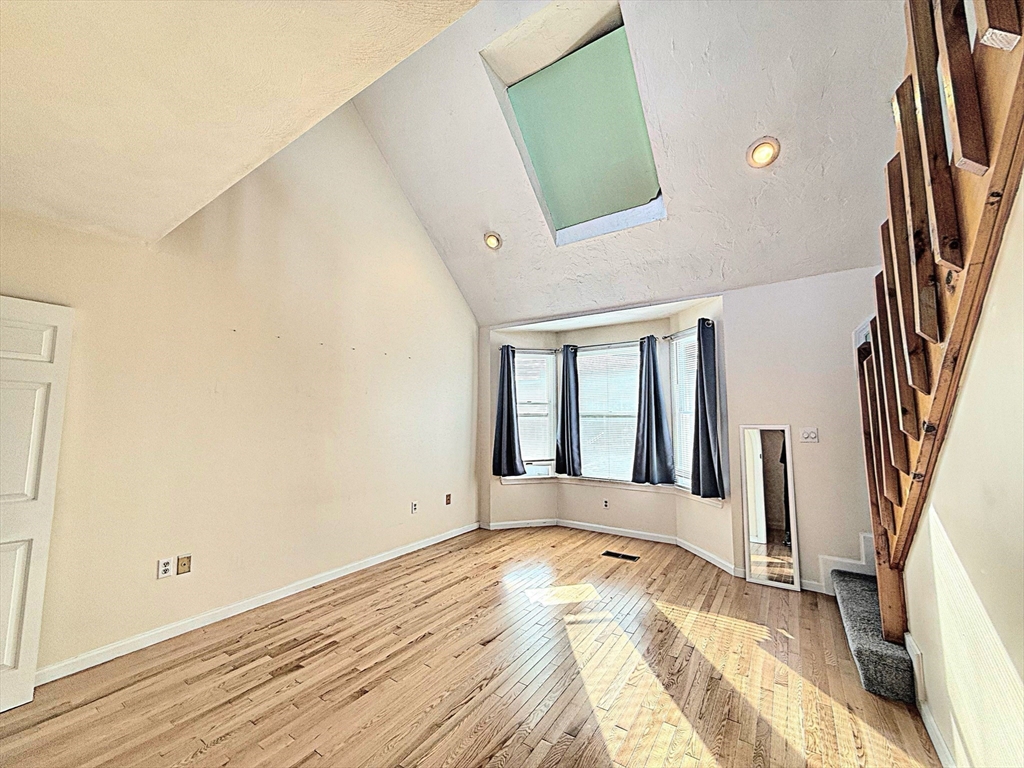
(886, 157), (933, 394)
(869, 318), (903, 507)
(906, 0), (964, 270)
(973, 0), (1021, 51)
(874, 271), (919, 459)
(858, 343), (907, 642)
(934, 0), (989, 175)
(892, 77), (942, 344)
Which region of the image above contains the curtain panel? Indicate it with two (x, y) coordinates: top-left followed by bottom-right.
(632, 335), (675, 484)
(492, 345), (526, 477)
(691, 319), (725, 498)
(555, 345), (582, 476)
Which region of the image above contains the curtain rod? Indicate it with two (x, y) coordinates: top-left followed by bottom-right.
(516, 340), (642, 354)
(661, 325), (699, 341)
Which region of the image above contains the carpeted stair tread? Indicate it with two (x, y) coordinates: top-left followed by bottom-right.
(831, 569), (915, 703)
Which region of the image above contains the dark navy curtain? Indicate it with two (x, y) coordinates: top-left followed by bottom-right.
(555, 345), (582, 476)
(632, 335), (675, 484)
(691, 319), (725, 498)
(492, 345), (526, 477)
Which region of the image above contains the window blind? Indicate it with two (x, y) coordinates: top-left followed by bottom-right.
(670, 328), (699, 489)
(514, 351), (556, 463)
(577, 344), (641, 481)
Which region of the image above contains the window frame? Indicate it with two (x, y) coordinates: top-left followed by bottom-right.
(576, 341), (641, 482)
(670, 326), (699, 491)
(513, 349), (558, 475)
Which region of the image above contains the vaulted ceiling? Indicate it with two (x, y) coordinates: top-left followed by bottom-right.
(0, 0), (476, 241)
(355, 0), (907, 327)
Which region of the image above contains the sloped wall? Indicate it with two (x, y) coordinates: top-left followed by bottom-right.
(0, 103), (479, 670)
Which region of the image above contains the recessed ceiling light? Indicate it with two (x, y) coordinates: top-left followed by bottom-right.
(747, 136), (780, 168)
(484, 231), (503, 250)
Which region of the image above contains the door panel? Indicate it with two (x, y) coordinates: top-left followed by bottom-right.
(0, 382), (50, 503)
(0, 296), (73, 711)
(0, 540), (31, 670)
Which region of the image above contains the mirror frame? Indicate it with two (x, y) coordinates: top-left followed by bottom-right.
(739, 424), (802, 591)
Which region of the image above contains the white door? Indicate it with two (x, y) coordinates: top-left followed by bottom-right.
(0, 296), (73, 711)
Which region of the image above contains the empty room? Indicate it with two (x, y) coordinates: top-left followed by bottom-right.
(0, 1), (1021, 766)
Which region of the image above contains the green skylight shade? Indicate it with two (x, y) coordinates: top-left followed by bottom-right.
(507, 26), (660, 232)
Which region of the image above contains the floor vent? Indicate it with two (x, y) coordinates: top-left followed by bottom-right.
(602, 550), (640, 562)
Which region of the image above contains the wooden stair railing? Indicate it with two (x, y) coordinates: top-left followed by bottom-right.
(856, 0), (1024, 642)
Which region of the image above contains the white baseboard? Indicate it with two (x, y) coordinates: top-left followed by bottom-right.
(904, 632), (955, 768)
(35, 522), (479, 687)
(481, 518), (557, 530)
(817, 533), (875, 594)
(919, 699), (955, 768)
(673, 537), (744, 577)
(556, 519), (676, 546)
(802, 579), (828, 594)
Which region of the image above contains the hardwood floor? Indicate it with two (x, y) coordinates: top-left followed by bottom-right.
(0, 527), (939, 767)
(749, 542), (795, 586)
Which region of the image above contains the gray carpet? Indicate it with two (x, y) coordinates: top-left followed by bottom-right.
(831, 570), (915, 703)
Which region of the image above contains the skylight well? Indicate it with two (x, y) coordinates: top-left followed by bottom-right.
(481, 3), (664, 246)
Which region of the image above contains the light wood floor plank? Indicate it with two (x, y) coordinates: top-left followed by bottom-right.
(0, 528), (940, 767)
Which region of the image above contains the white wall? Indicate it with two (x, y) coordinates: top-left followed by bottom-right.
(903, 185), (1023, 767)
(0, 103), (479, 670)
(722, 267), (876, 586)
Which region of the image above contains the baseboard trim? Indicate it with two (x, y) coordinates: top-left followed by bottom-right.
(673, 537), (744, 577)
(556, 519), (676, 546)
(919, 699), (955, 768)
(35, 522), (479, 687)
(904, 632), (954, 768)
(481, 519), (558, 530)
(817, 533), (875, 594)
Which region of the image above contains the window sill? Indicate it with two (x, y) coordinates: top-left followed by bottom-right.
(499, 475), (724, 508)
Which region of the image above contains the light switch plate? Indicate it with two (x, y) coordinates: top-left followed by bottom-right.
(800, 428), (819, 443)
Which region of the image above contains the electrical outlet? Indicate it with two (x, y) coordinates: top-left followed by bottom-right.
(445, 493), (451, 505)
(800, 427), (819, 443)
(176, 554), (192, 575)
(157, 558), (174, 579)
(411, 501), (418, 514)
(603, 499), (609, 509)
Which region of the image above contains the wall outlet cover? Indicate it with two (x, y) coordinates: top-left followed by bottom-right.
(157, 558), (174, 579)
(800, 428), (819, 443)
(411, 501), (418, 514)
(176, 554), (192, 575)
(445, 493), (451, 505)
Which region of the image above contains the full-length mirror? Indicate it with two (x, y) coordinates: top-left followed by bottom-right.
(741, 425), (800, 590)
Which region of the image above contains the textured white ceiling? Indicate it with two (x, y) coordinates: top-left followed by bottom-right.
(0, 0), (476, 241)
(355, 0), (907, 327)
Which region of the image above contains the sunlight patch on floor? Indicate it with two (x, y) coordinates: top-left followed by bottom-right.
(656, 600), (929, 767)
(525, 583), (601, 606)
(564, 609), (714, 765)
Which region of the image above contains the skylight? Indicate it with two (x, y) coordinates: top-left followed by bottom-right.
(482, 11), (664, 246)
